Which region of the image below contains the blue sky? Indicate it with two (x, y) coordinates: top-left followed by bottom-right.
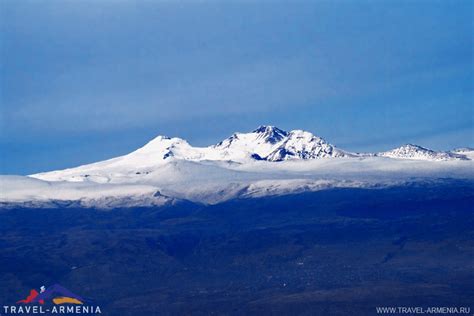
(1, 0), (472, 174)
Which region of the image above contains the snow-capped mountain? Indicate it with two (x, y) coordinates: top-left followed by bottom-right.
(378, 144), (468, 161)
(211, 126), (350, 161)
(1, 126), (473, 208)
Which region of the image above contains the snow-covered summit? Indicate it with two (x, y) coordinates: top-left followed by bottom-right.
(210, 125), (289, 161)
(132, 136), (193, 158)
(378, 144), (468, 161)
(252, 125), (289, 144)
(211, 126), (350, 161)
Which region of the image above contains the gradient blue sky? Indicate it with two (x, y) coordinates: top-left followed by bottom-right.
(1, 0), (473, 174)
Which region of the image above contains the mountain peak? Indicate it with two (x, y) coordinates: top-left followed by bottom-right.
(402, 144), (428, 150)
(134, 135), (190, 156)
(252, 125), (288, 144)
(152, 135), (171, 141)
(212, 126), (353, 161)
(253, 125), (286, 133)
(379, 144), (467, 161)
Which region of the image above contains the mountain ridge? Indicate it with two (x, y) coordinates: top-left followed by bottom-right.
(29, 125), (472, 184)
(97, 125), (471, 164)
(1, 125), (472, 208)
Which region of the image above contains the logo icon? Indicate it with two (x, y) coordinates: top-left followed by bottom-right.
(17, 284), (84, 305)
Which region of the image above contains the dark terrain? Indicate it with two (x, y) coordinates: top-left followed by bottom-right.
(1, 180), (473, 315)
